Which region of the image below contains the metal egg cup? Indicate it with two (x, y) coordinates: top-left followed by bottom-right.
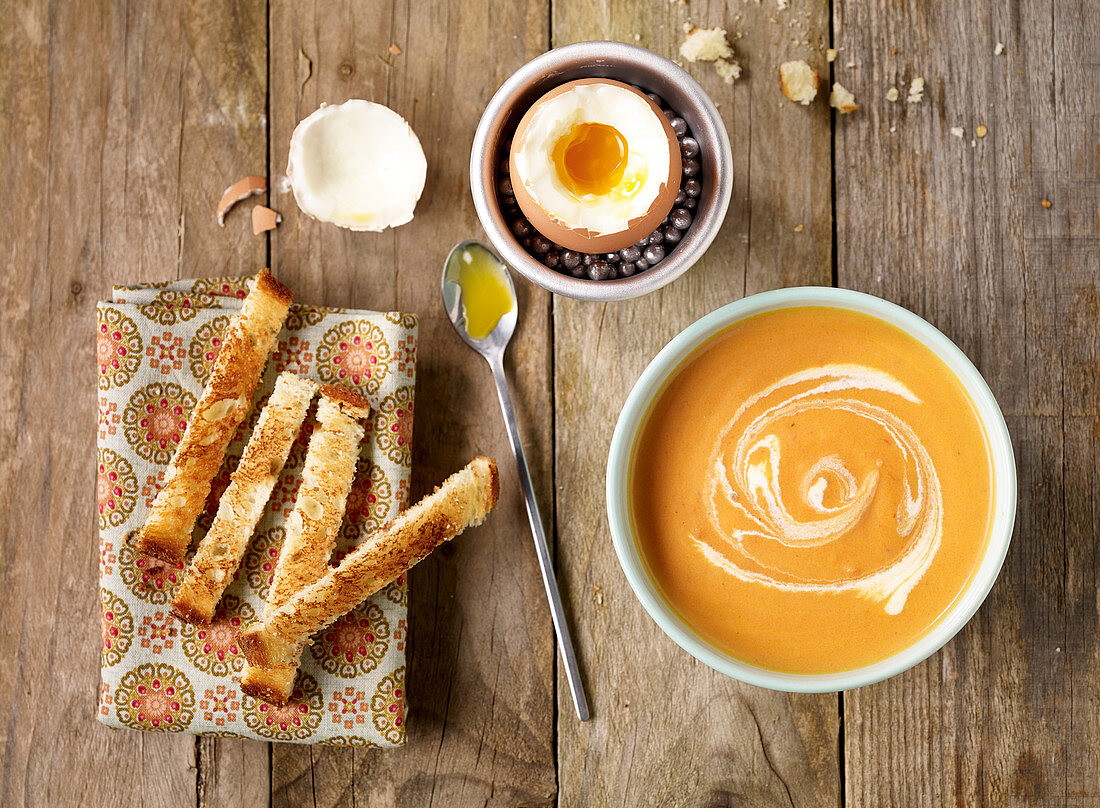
(470, 41), (734, 302)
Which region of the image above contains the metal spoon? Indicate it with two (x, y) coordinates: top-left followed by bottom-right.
(442, 239), (590, 722)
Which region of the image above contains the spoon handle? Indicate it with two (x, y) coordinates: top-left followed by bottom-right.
(488, 354), (591, 722)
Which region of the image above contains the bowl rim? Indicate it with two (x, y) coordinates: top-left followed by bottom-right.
(605, 286), (1018, 692)
(470, 40), (733, 302)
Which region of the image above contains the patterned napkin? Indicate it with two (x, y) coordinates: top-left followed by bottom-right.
(96, 276), (417, 747)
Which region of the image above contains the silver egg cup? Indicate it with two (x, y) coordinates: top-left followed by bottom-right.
(470, 41), (734, 302)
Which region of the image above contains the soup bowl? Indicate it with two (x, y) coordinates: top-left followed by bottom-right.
(605, 286), (1017, 692)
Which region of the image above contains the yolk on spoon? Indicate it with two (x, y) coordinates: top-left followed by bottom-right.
(552, 122), (628, 197)
(455, 246), (515, 340)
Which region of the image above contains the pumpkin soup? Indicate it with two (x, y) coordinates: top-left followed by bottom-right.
(631, 306), (994, 673)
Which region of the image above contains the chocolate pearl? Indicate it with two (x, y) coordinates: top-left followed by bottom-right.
(680, 137), (700, 158)
(588, 260), (612, 281)
(498, 177), (514, 196)
(674, 190), (687, 206)
(635, 239), (649, 250)
(670, 117), (687, 137)
(662, 108), (676, 121)
(646, 93), (664, 107)
(634, 258), (650, 272)
(684, 178), (701, 198)
(582, 253), (595, 266)
(643, 244), (666, 264)
(605, 252), (620, 262)
(498, 158), (510, 174)
(607, 264), (621, 280)
(646, 230), (663, 245)
(662, 225), (682, 244)
(619, 245), (641, 263)
(620, 261), (637, 277)
(670, 208), (692, 230)
(512, 218), (532, 239)
(522, 237), (533, 249)
(568, 262), (586, 278)
(684, 197), (697, 210)
(560, 250), (582, 269)
(682, 158), (700, 177)
(531, 235), (552, 254)
(544, 251), (561, 269)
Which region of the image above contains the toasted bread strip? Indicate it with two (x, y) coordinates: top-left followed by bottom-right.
(171, 373), (318, 625)
(238, 385), (370, 704)
(135, 270), (291, 567)
(238, 456), (499, 676)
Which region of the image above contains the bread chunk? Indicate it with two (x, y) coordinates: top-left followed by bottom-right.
(238, 384), (370, 703)
(237, 457), (499, 683)
(135, 269), (291, 568)
(780, 60), (819, 105)
(171, 372), (318, 625)
(829, 82), (859, 114)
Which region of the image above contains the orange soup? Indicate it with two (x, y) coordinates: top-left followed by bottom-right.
(631, 306), (994, 673)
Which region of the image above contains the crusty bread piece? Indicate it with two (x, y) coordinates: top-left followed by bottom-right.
(780, 60), (819, 105)
(238, 384), (370, 704)
(829, 82), (859, 114)
(171, 372), (318, 625)
(237, 456), (498, 681)
(135, 269), (291, 568)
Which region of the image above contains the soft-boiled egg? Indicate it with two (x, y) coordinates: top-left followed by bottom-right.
(508, 79), (682, 254)
(287, 99), (427, 232)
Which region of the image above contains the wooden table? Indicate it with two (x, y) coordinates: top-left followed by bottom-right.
(3, 0), (1098, 805)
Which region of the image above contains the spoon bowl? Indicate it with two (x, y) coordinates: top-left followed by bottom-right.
(442, 240), (517, 356)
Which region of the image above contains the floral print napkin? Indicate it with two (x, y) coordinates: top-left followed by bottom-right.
(96, 276), (416, 747)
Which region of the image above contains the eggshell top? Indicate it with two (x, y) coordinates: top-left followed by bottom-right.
(508, 79), (681, 254)
(287, 99), (427, 232)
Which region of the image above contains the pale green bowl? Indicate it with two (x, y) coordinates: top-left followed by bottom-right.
(605, 287), (1017, 692)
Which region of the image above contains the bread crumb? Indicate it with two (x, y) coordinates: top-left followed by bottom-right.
(886, 86), (899, 102)
(780, 60), (819, 105)
(794, 224), (804, 232)
(634, 33), (641, 41)
(976, 124), (988, 138)
(680, 27), (742, 84)
(950, 126), (964, 138)
(826, 48), (838, 62)
(907, 77), (925, 103)
(889, 124), (897, 133)
(829, 82), (859, 113)
(682, 21), (693, 33)
(845, 61), (857, 68)
(715, 59), (742, 83)
(777, 0), (790, 7)
(389, 43), (402, 56)
(1041, 198), (1051, 208)
(994, 42), (1005, 55)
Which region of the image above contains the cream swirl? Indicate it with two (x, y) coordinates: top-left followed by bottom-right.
(693, 364), (943, 615)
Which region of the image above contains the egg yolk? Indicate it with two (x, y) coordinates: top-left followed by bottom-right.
(552, 122), (629, 197)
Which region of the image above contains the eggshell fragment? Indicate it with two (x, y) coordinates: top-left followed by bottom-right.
(217, 176), (267, 226)
(252, 205), (282, 234)
(509, 79), (681, 254)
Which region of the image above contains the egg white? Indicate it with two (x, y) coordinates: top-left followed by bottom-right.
(511, 83), (673, 236)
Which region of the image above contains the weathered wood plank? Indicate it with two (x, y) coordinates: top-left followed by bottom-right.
(835, 0), (1100, 804)
(552, 2), (838, 806)
(0, 1), (269, 805)
(268, 1), (556, 805)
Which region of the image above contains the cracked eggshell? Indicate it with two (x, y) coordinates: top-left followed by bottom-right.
(287, 99), (427, 232)
(508, 78), (681, 254)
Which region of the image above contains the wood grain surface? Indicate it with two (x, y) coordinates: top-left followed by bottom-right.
(1, 0), (1097, 806)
